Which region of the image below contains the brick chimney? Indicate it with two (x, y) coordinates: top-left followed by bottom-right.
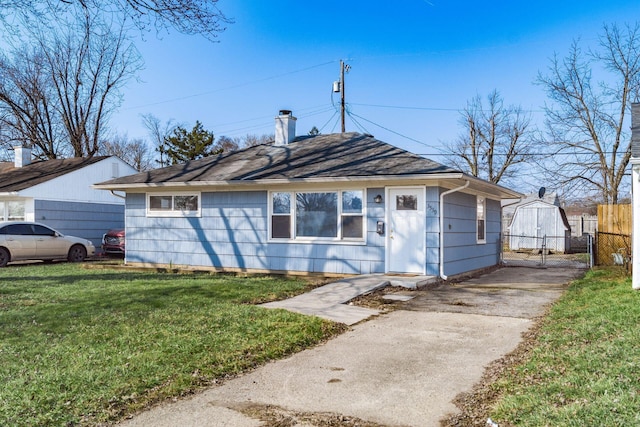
(274, 110), (296, 146)
(14, 145), (32, 168)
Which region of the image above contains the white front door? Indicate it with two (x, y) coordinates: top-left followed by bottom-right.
(387, 187), (426, 274)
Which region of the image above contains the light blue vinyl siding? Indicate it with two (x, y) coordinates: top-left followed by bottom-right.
(125, 186), (502, 276)
(34, 200), (125, 248)
(125, 189), (386, 275)
(441, 192), (501, 276)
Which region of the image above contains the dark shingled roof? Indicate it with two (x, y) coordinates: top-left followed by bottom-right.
(99, 132), (458, 186)
(0, 156), (110, 192)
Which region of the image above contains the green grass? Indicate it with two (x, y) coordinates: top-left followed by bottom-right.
(490, 268), (640, 426)
(0, 263), (345, 426)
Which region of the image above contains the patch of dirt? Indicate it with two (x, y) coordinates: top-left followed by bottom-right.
(234, 403), (390, 427)
(348, 286), (412, 311)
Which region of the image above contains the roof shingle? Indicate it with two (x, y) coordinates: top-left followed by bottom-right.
(0, 156), (109, 192)
(100, 133), (458, 186)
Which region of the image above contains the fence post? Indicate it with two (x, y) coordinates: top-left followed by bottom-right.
(542, 235), (547, 265)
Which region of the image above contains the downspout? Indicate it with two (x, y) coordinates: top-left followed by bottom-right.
(110, 190), (126, 199)
(439, 180), (470, 281)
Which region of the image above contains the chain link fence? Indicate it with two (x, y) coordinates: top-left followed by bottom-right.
(501, 233), (592, 269)
(594, 231), (631, 270)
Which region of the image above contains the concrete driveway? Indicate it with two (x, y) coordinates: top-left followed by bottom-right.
(117, 266), (584, 427)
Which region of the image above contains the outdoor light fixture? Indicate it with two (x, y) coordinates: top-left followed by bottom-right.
(374, 194), (383, 203)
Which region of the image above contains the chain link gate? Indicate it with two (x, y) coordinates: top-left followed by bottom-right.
(501, 233), (592, 268)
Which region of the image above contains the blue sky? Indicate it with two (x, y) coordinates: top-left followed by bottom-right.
(112, 0), (640, 192)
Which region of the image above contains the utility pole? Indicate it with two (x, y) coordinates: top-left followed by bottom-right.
(334, 60), (351, 133)
(340, 60), (346, 133)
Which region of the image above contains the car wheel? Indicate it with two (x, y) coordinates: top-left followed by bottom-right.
(67, 245), (87, 263)
(0, 247), (9, 267)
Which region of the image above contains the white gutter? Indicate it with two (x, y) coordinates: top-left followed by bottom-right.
(92, 173), (467, 189)
(439, 180), (470, 281)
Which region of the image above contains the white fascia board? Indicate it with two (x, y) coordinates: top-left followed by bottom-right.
(94, 173), (523, 199)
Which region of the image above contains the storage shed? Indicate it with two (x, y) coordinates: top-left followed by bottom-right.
(508, 199), (571, 253)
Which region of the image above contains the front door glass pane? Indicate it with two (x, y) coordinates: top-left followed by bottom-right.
(396, 195), (417, 210)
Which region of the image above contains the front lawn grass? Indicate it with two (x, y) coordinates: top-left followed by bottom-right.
(490, 268), (640, 426)
(0, 263), (345, 426)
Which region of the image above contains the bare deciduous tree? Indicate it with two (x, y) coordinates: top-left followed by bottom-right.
(446, 90), (533, 186)
(242, 133), (274, 147)
(141, 113), (179, 167)
(216, 133), (274, 151)
(0, 0), (233, 41)
(100, 133), (154, 171)
(537, 23), (640, 203)
(0, 10), (143, 158)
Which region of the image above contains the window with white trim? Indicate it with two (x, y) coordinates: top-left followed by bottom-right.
(270, 190), (364, 241)
(0, 200), (25, 221)
(147, 193), (200, 217)
(477, 196), (486, 243)
(271, 192), (292, 238)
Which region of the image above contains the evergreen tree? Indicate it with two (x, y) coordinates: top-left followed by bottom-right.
(163, 121), (219, 165)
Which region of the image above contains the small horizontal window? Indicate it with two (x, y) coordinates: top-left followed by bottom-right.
(147, 193), (200, 217)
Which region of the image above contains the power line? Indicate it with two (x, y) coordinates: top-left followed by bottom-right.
(347, 111), (432, 148)
(318, 111), (339, 134)
(350, 102), (547, 114)
(122, 60), (338, 111)
(216, 106), (335, 136)
(347, 112), (372, 135)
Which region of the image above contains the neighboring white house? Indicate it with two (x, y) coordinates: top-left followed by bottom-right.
(94, 110), (523, 279)
(0, 146), (138, 249)
(631, 103), (640, 290)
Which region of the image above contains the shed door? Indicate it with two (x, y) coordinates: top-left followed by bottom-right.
(388, 188), (425, 274)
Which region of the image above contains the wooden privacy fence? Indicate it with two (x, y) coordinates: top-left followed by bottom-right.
(596, 204), (631, 267)
(598, 204), (631, 235)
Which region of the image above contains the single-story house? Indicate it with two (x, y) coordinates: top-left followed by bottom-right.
(94, 110), (522, 278)
(0, 146), (138, 249)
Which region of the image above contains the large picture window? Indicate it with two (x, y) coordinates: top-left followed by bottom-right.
(147, 193), (200, 217)
(270, 190), (364, 241)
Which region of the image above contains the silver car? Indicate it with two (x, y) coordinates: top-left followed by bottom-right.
(0, 221), (95, 267)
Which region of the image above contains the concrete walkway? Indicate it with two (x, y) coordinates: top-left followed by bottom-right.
(118, 267), (583, 427)
(261, 274), (436, 325)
